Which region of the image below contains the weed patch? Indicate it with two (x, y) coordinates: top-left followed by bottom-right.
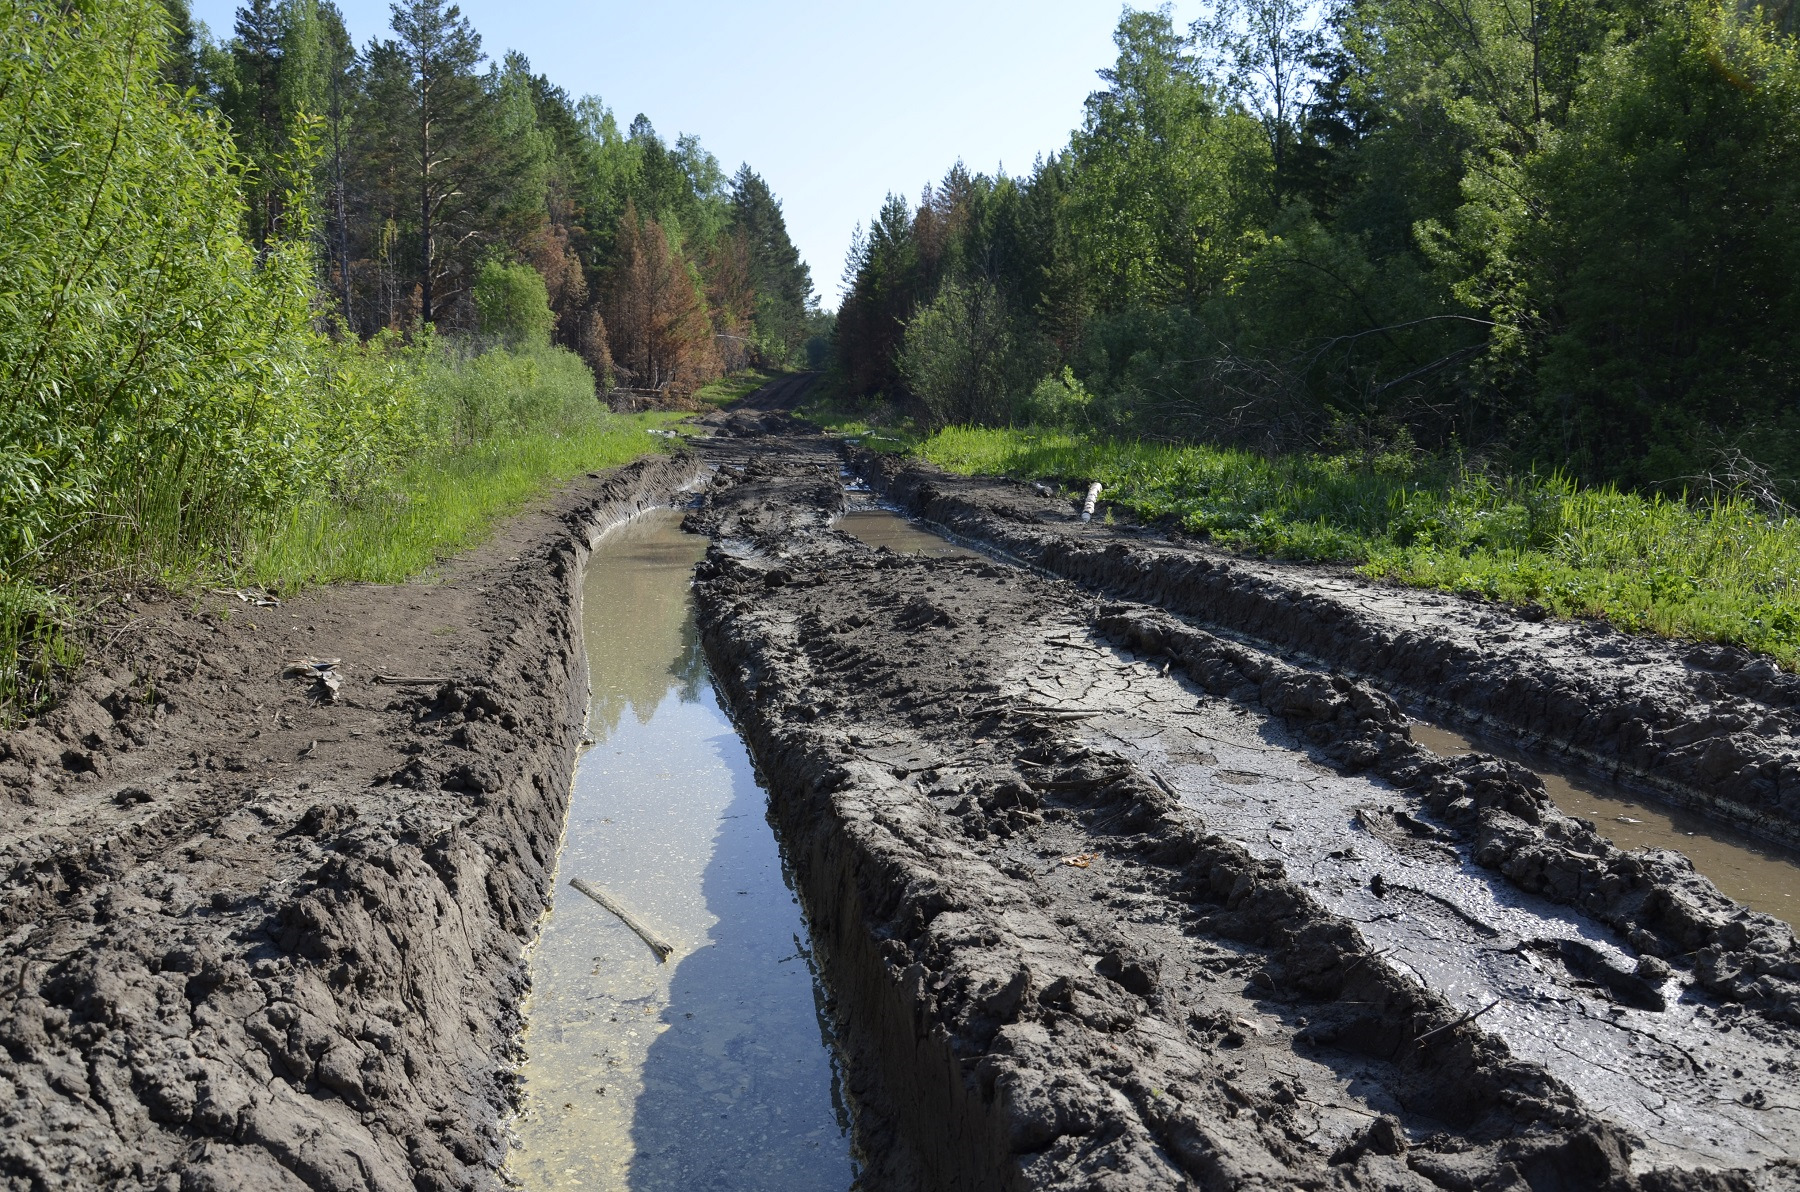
(920, 427), (1800, 667)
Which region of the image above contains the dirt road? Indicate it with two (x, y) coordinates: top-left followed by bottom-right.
(3, 384), (1798, 1191)
(0, 456), (702, 1191)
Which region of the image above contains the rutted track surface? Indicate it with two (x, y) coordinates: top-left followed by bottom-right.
(857, 452), (1800, 853)
(691, 426), (1800, 1189)
(0, 454), (702, 1191)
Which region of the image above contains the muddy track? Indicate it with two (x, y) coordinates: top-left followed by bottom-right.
(854, 453), (1800, 854)
(692, 428), (1800, 1190)
(0, 453), (702, 1192)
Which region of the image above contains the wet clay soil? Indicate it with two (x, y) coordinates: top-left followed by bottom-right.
(1409, 723), (1799, 928)
(9, 383), (1800, 1192)
(689, 419), (1800, 1190)
(508, 510), (852, 1191)
(858, 452), (1800, 853)
(0, 455), (705, 1192)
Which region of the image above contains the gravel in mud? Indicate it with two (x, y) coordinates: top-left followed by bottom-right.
(857, 454), (1800, 854)
(691, 426), (1800, 1190)
(0, 454), (702, 1192)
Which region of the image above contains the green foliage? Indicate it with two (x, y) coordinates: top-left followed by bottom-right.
(246, 351), (673, 587)
(474, 260), (556, 348)
(898, 279), (1051, 431)
(921, 425), (1800, 665)
(836, 0), (1800, 497)
(729, 167), (817, 363)
(691, 368), (782, 408)
(0, 0), (321, 580)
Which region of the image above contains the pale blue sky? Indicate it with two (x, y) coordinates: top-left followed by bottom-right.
(188, 0), (1203, 306)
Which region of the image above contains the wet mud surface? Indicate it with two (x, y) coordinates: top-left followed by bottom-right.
(0, 454), (704, 1191)
(689, 421), (1800, 1189)
(856, 453), (1800, 854)
(1410, 724), (1798, 925)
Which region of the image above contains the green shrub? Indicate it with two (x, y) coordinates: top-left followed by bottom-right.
(473, 259), (556, 349)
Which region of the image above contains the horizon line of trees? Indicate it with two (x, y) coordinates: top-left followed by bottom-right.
(162, 0), (821, 391)
(835, 0), (1800, 491)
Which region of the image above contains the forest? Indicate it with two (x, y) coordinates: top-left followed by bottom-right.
(835, 0), (1800, 491)
(0, 0), (816, 708)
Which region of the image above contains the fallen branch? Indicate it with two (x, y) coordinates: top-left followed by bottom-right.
(570, 878), (674, 962)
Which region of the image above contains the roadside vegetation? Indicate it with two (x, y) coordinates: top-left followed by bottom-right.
(822, 0), (1800, 666)
(0, 0), (815, 714)
(919, 427), (1800, 666)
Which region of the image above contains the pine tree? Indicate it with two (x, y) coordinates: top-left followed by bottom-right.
(387, 0), (486, 323)
(728, 165), (813, 362)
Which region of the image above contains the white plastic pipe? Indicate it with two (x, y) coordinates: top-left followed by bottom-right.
(1080, 482), (1103, 522)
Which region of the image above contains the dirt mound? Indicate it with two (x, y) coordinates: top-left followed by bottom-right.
(0, 453), (702, 1191)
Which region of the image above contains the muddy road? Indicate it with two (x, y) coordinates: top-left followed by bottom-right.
(2, 387), (1798, 1191)
(688, 416), (1800, 1189)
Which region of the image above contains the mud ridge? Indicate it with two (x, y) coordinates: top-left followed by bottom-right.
(0, 452), (702, 1191)
(856, 452), (1800, 852)
(691, 437), (1800, 1190)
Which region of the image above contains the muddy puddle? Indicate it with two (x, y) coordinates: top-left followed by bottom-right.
(1411, 723), (1799, 926)
(508, 509), (854, 1191)
(832, 508), (981, 558)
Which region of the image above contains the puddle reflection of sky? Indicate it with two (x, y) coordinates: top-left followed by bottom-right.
(509, 511), (853, 1192)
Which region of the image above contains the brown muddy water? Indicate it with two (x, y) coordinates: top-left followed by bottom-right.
(1412, 722), (1799, 925)
(833, 509), (982, 558)
(508, 509), (854, 1191)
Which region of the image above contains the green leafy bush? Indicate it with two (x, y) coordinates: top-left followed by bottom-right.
(473, 259), (556, 349)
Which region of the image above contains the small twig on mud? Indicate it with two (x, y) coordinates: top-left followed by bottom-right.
(374, 674), (454, 685)
(1412, 999), (1501, 1048)
(1043, 638), (1104, 654)
(1147, 771), (1177, 798)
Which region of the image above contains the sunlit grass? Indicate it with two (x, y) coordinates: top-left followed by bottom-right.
(246, 411), (682, 587)
(921, 426), (1800, 667)
(692, 367), (783, 407)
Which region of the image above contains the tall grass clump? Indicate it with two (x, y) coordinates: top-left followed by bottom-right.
(245, 341), (676, 586)
(921, 427), (1800, 667)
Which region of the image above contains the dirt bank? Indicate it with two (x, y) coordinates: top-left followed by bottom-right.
(692, 428), (1800, 1190)
(0, 452), (702, 1192)
(856, 453), (1800, 853)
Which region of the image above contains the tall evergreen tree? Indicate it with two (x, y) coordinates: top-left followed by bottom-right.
(387, 0), (487, 322)
(728, 165), (813, 362)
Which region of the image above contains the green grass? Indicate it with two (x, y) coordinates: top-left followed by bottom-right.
(793, 385), (923, 453)
(245, 411), (682, 587)
(921, 425), (1800, 667)
(692, 367), (783, 407)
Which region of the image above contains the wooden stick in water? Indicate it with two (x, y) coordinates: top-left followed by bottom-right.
(569, 878), (675, 962)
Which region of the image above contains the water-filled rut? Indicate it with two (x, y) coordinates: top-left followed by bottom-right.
(508, 509), (853, 1191)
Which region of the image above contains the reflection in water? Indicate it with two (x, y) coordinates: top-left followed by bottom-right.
(1412, 722), (1798, 925)
(509, 510), (853, 1191)
(833, 509), (981, 558)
